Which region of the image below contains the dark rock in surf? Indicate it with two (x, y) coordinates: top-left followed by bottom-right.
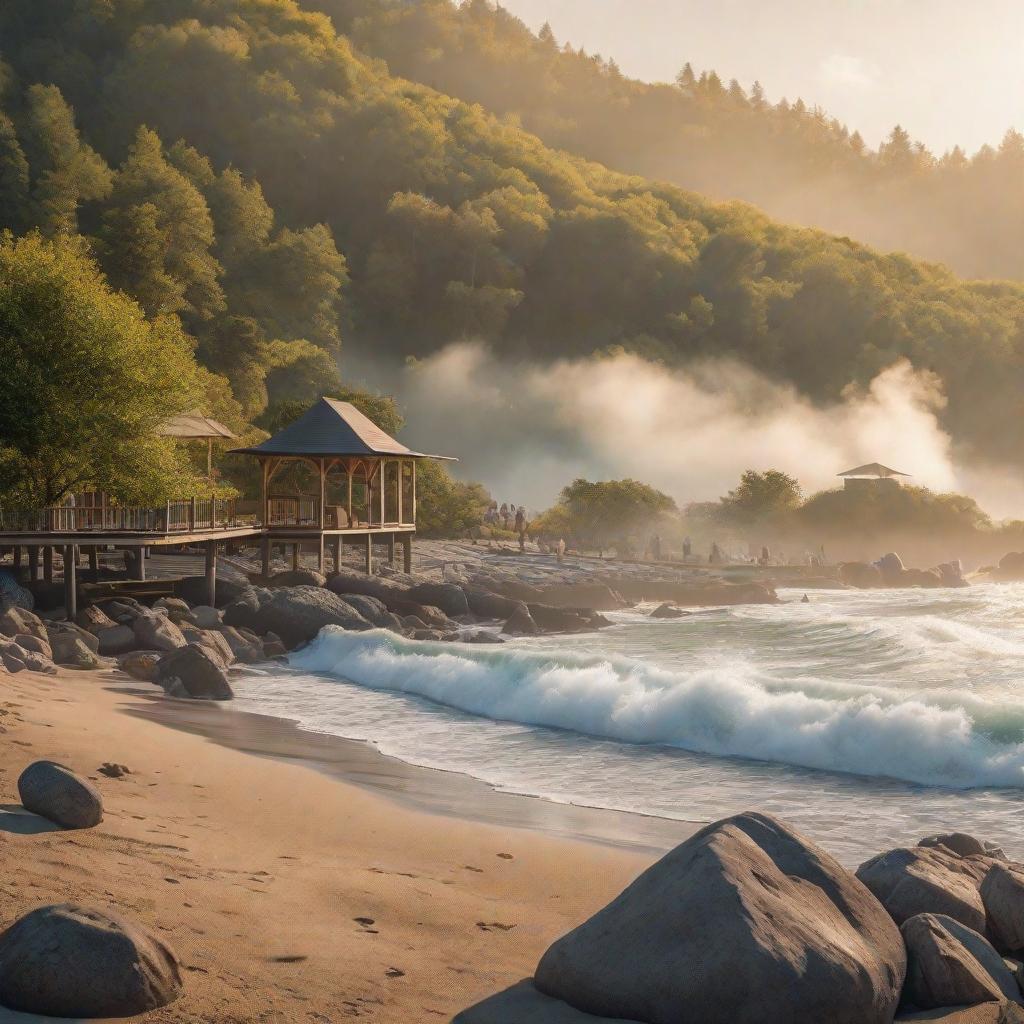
(405, 582), (470, 618)
(502, 605), (539, 636)
(650, 603), (687, 618)
(840, 561), (884, 588)
(156, 643), (233, 700)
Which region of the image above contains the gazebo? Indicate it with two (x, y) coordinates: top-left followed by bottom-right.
(157, 410), (237, 477)
(230, 398), (456, 575)
(838, 463), (910, 491)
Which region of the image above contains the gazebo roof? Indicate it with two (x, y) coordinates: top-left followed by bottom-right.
(157, 410), (236, 440)
(838, 462), (909, 479)
(230, 398), (456, 460)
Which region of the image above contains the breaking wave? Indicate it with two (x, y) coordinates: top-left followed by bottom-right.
(289, 628), (1024, 790)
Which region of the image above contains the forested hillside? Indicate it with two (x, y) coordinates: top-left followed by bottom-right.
(2, 0), (1024, 473)
(318, 0), (1024, 283)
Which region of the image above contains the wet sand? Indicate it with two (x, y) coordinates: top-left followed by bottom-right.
(0, 667), (672, 1022)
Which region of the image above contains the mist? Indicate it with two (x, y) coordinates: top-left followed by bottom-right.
(347, 341), (1024, 519)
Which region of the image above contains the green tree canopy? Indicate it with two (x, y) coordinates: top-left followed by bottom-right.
(0, 232), (208, 507)
(546, 478), (677, 551)
(717, 469), (803, 526)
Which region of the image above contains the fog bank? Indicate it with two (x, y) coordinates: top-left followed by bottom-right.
(347, 342), (1024, 518)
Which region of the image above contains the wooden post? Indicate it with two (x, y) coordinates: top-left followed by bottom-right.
(137, 547), (146, 582)
(347, 461), (353, 526)
(331, 535), (341, 572)
(28, 546), (39, 581)
(189, 497), (196, 532)
(387, 533), (396, 566)
(205, 540), (217, 607)
(89, 546), (99, 573)
(12, 546), (21, 571)
(63, 544), (77, 621)
(261, 534), (271, 579)
(402, 534), (412, 575)
(43, 546), (53, 584)
(364, 533), (372, 574)
(316, 533), (325, 573)
(319, 457), (326, 529)
(292, 542), (300, 571)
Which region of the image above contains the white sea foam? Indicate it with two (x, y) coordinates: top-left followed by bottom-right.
(289, 628), (1024, 789)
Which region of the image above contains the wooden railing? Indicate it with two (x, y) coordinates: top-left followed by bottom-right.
(267, 495), (321, 527)
(0, 498), (242, 534)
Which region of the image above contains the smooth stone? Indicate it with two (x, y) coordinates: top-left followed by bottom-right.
(0, 903), (182, 1017)
(18, 760), (103, 829)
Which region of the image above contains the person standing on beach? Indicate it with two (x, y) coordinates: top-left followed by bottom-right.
(515, 506), (527, 552)
(556, 537), (566, 562)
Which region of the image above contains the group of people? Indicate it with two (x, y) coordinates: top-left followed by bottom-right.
(486, 501), (530, 552)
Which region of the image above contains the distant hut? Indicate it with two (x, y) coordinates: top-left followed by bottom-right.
(838, 463), (909, 492)
(157, 410), (236, 477)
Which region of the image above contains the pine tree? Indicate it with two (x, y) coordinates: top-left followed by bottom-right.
(0, 111), (29, 232)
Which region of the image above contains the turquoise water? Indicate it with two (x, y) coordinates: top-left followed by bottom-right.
(232, 584), (1024, 863)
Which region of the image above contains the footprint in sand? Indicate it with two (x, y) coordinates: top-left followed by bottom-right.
(385, 967), (405, 978)
(476, 921), (516, 932)
(496, 852), (514, 860)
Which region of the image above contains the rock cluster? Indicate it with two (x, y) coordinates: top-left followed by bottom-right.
(457, 815), (1024, 1024)
(840, 554), (967, 590)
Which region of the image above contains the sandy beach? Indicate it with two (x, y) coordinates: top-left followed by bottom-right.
(0, 666), (666, 1023)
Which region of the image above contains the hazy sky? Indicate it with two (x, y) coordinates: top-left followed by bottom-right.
(497, 0), (1024, 154)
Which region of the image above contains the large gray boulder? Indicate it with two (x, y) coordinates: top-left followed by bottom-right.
(527, 603), (593, 633)
(503, 605), (539, 635)
(223, 585), (386, 646)
(877, 552), (907, 583)
(190, 604), (223, 629)
(47, 620), (100, 655)
(982, 865), (1024, 956)
(18, 760), (103, 829)
(98, 597), (149, 624)
(901, 913), (1021, 1011)
(118, 651), (160, 682)
(464, 587), (529, 620)
(76, 603), (117, 634)
(96, 623), (138, 656)
(132, 611), (187, 653)
(0, 903), (182, 1017)
(341, 593), (391, 626)
(0, 605), (47, 642)
(180, 625), (235, 669)
(840, 561), (885, 588)
(920, 834), (990, 859)
(857, 845), (993, 933)
(405, 582), (469, 617)
(153, 596), (196, 624)
(535, 812), (905, 1024)
(219, 625), (264, 663)
(46, 629), (101, 669)
(326, 568), (410, 608)
(268, 567), (327, 588)
(0, 637), (56, 675)
(156, 643), (233, 700)
(173, 574), (250, 608)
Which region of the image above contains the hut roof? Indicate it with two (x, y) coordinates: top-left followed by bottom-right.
(157, 410), (236, 440)
(838, 462), (909, 479)
(230, 398), (456, 460)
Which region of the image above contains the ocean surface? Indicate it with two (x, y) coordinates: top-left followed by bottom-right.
(231, 584), (1024, 863)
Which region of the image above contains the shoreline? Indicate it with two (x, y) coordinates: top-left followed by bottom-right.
(0, 666), (656, 1022)
(127, 685), (702, 857)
